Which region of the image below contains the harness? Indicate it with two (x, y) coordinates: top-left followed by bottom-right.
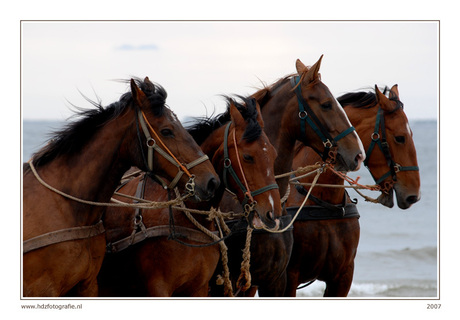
(136, 109), (209, 191)
(290, 76), (356, 161)
(24, 108), (209, 254)
(222, 122), (279, 218)
(364, 106), (419, 185)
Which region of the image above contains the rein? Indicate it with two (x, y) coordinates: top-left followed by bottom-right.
(364, 107), (419, 185)
(290, 76), (356, 161)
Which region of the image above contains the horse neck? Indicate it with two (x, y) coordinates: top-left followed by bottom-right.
(187, 124), (227, 210)
(35, 115), (135, 223)
(259, 88), (297, 198)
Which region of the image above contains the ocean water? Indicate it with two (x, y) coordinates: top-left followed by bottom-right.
(22, 119), (438, 298)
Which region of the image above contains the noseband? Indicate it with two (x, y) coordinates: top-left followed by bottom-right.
(290, 76), (356, 161)
(136, 110), (209, 192)
(222, 122), (279, 216)
(364, 106), (419, 185)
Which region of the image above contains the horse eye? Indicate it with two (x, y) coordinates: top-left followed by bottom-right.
(160, 128), (174, 137)
(395, 136), (405, 144)
(320, 102), (332, 110)
(243, 154), (254, 163)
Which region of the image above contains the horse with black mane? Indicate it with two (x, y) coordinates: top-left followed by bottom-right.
(23, 77), (219, 297)
(211, 56), (365, 296)
(98, 96), (281, 297)
(284, 84), (420, 297)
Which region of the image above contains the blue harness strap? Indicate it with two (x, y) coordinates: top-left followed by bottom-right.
(291, 76), (356, 159)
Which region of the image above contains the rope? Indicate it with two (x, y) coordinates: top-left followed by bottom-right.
(174, 189), (234, 297)
(261, 167), (323, 233)
(28, 160), (187, 209)
(236, 226), (253, 293)
(274, 164), (322, 180)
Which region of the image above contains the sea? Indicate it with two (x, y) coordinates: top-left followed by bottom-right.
(22, 119), (438, 298)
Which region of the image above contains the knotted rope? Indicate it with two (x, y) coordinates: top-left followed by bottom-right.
(235, 226), (253, 294)
(173, 189), (234, 297)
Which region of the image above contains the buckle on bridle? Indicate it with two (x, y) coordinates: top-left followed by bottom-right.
(371, 132), (380, 141)
(185, 175), (196, 196)
(323, 139), (333, 149)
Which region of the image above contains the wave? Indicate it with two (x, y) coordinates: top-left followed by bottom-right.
(296, 279), (438, 298)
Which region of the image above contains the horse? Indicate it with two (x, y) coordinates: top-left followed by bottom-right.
(284, 84), (421, 297)
(211, 56), (366, 297)
(22, 77), (219, 297)
(97, 96), (281, 297)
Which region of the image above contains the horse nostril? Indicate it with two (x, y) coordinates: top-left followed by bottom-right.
(266, 211), (275, 221)
(406, 195), (420, 204)
(355, 152), (365, 165)
(206, 177), (219, 197)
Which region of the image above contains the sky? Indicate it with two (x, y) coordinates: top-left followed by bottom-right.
(21, 21), (438, 122)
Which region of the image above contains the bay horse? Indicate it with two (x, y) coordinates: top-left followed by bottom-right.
(97, 97), (281, 297)
(211, 56), (366, 297)
(284, 84), (420, 297)
(22, 77), (219, 297)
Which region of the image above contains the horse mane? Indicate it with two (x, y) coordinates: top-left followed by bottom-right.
(337, 86), (403, 112)
(252, 76), (293, 110)
(186, 96), (262, 145)
(31, 78), (167, 167)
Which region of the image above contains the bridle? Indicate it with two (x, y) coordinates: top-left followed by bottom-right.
(222, 122), (279, 218)
(136, 109), (209, 193)
(290, 76), (356, 161)
(364, 106), (419, 187)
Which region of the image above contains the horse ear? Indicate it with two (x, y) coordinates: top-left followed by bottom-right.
(254, 100), (265, 128)
(295, 59), (308, 75)
(389, 84), (400, 100)
(375, 85), (393, 112)
(229, 101), (246, 130)
(130, 79), (147, 108)
(303, 55), (323, 84)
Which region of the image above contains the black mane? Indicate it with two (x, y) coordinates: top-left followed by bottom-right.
(186, 96), (262, 145)
(31, 78), (167, 167)
(337, 86), (403, 112)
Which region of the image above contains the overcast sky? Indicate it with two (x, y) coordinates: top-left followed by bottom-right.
(22, 21), (438, 121)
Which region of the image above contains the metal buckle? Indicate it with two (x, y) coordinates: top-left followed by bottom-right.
(185, 175), (196, 196)
(298, 111), (308, 119)
(224, 158), (232, 168)
(323, 140), (333, 149)
(394, 163), (401, 173)
(371, 132), (380, 141)
(146, 138), (156, 148)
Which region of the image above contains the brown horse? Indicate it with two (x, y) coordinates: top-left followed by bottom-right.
(22, 77), (219, 297)
(97, 97), (281, 297)
(212, 56), (366, 297)
(284, 84), (420, 297)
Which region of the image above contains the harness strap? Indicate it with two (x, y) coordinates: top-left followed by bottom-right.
(23, 220), (105, 254)
(138, 110), (209, 190)
(222, 122), (278, 208)
(106, 225), (219, 253)
(290, 76), (356, 160)
(364, 107), (419, 185)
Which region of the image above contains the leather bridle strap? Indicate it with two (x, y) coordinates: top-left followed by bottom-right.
(137, 110), (209, 190)
(364, 107), (419, 185)
(222, 122), (279, 208)
(290, 76), (356, 160)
